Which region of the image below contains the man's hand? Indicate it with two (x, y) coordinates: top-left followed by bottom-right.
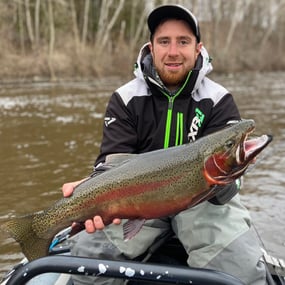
(62, 179), (86, 197)
(85, 216), (121, 233)
(62, 179), (121, 233)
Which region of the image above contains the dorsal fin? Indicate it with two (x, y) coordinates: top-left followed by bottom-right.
(105, 153), (137, 165)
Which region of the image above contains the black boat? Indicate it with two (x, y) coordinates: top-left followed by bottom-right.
(1, 227), (284, 285)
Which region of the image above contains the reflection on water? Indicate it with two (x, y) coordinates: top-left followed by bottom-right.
(0, 73), (284, 277)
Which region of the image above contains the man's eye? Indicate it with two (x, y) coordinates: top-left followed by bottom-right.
(179, 40), (189, 45)
(159, 40), (169, 45)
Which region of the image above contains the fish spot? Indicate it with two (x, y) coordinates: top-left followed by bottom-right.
(140, 269), (145, 275)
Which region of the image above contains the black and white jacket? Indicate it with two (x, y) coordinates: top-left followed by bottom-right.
(95, 43), (240, 165)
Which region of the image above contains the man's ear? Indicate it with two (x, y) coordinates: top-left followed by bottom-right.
(149, 42), (153, 56)
(195, 42), (203, 59)
(196, 42), (203, 54)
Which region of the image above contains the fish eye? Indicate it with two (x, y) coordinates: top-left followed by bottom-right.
(225, 139), (235, 149)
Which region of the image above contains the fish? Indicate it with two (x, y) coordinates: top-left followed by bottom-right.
(0, 119), (272, 261)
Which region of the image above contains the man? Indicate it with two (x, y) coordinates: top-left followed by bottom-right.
(63, 5), (266, 285)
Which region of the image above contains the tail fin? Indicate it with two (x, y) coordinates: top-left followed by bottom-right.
(1, 214), (52, 261)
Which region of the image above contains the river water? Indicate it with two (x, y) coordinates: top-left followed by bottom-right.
(0, 72), (284, 278)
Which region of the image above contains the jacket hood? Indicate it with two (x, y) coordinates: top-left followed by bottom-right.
(134, 43), (213, 94)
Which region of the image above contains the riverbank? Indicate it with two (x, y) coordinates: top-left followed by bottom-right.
(0, 41), (134, 82)
(1, 1), (285, 82)
(1, 42), (284, 83)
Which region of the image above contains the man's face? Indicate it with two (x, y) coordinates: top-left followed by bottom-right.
(149, 19), (202, 91)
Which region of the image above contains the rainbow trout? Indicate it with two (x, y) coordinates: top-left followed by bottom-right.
(1, 119), (272, 261)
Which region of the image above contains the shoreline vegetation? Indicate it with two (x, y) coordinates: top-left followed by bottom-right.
(0, 0), (284, 82)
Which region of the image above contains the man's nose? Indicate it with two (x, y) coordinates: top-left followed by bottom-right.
(168, 43), (179, 56)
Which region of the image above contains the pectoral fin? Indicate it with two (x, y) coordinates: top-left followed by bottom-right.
(123, 219), (146, 241)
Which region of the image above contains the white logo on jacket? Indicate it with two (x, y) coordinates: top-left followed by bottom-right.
(188, 116), (201, 142)
(104, 117), (116, 127)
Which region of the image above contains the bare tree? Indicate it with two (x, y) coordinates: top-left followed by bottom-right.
(130, 2), (149, 52)
(47, 0), (56, 80)
(17, 0), (25, 54)
(223, 0), (252, 56)
(95, 0), (125, 55)
(81, 0), (90, 48)
(25, 0), (35, 50)
(70, 0), (80, 54)
(34, 0), (40, 49)
(259, 0), (285, 51)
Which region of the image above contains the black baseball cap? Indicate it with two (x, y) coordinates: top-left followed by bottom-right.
(147, 5), (201, 42)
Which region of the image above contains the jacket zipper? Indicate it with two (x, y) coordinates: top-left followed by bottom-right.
(164, 98), (173, 148)
(162, 71), (192, 148)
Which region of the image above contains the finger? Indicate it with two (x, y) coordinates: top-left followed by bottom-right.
(85, 219), (96, 233)
(93, 215), (105, 230)
(62, 178), (86, 197)
(62, 183), (74, 197)
(113, 218), (121, 225)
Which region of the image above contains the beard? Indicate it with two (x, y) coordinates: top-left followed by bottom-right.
(156, 68), (189, 89)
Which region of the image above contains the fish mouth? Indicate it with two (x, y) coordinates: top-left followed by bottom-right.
(238, 133), (273, 164)
(204, 128), (273, 185)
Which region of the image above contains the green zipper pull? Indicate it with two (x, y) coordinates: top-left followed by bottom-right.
(175, 112), (184, 146)
(168, 97), (173, 109)
(164, 97), (173, 149)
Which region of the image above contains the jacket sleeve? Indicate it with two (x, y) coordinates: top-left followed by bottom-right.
(202, 93), (241, 136)
(95, 92), (138, 166)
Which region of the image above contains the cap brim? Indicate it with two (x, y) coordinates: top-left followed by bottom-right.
(147, 5), (200, 42)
